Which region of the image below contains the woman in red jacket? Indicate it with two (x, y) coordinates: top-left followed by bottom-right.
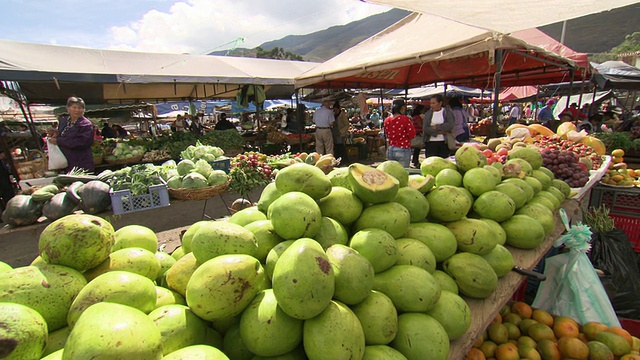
(383, 100), (416, 168)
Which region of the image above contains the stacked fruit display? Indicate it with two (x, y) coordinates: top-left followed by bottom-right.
(601, 149), (640, 187)
(469, 118), (494, 135)
(0, 144), (572, 359)
(468, 302), (640, 360)
(540, 149), (590, 188)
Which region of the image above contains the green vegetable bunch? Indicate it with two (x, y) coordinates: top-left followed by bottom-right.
(108, 164), (163, 196)
(228, 153), (274, 197)
(583, 204), (616, 233)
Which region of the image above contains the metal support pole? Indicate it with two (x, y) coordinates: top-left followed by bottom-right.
(489, 50), (504, 139)
(565, 68), (575, 111)
(534, 86), (540, 121)
(577, 73), (587, 108)
(18, 101), (43, 153)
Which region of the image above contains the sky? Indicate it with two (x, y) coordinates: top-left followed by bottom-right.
(0, 0), (390, 54)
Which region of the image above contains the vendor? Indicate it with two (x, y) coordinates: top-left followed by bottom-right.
(537, 99), (556, 123)
(543, 111), (573, 133)
(101, 121), (117, 139)
(214, 113), (237, 131)
(48, 96), (95, 172)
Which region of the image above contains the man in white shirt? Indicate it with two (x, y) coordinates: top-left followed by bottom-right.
(508, 104), (521, 125)
(313, 100), (335, 155)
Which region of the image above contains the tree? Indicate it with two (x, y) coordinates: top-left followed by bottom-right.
(611, 31), (640, 54)
(589, 31), (640, 63)
(255, 46), (304, 61)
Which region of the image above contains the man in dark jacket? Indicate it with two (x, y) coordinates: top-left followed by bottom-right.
(214, 113), (237, 131)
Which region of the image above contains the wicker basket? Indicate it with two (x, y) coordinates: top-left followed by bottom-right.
(267, 132), (286, 144)
(104, 154), (144, 165)
(224, 147), (243, 157)
(168, 180), (230, 201)
(93, 155), (104, 166)
(285, 136), (312, 146)
(15, 150), (47, 179)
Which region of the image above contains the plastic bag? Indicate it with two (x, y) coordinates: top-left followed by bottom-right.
(565, 129), (588, 142)
(532, 210), (621, 327)
(47, 138), (68, 170)
(588, 229), (640, 320)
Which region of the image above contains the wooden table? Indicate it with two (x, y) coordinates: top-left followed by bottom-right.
(448, 199), (581, 359)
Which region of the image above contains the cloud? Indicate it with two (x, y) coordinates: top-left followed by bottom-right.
(108, 0), (389, 53)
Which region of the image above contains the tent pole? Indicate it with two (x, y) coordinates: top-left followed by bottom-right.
(24, 102), (43, 152)
(444, 83), (447, 98)
(19, 101), (43, 153)
(534, 86), (540, 121)
(590, 82), (598, 116)
(489, 50), (504, 139)
(577, 72), (587, 109)
(295, 88), (302, 153)
(565, 68), (575, 110)
(630, 90), (638, 112)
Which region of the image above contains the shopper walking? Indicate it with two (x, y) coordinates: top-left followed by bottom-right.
(313, 100), (335, 155)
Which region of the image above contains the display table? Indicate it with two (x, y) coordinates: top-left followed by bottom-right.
(0, 186), (264, 267)
(448, 199), (581, 359)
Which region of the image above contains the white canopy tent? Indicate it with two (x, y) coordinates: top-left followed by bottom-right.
(0, 40), (318, 104)
(295, 13), (588, 89)
(361, 0), (638, 33)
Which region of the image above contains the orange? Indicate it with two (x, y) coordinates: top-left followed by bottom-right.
(491, 313), (503, 325)
(511, 302), (532, 319)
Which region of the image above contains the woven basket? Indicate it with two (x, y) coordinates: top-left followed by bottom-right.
(267, 132), (286, 144)
(168, 180), (230, 201)
(104, 154), (144, 165)
(93, 155), (104, 166)
(285, 136), (312, 146)
(224, 147), (243, 157)
(15, 150), (47, 179)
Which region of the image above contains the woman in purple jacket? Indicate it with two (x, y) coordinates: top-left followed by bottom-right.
(49, 96), (95, 172)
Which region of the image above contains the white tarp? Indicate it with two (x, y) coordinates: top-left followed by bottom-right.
(0, 40), (316, 85)
(0, 40), (318, 103)
(552, 91), (612, 118)
(361, 0), (638, 33)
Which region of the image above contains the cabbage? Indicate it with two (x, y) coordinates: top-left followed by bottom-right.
(177, 159), (195, 176)
(195, 159), (213, 178)
(180, 145), (197, 161)
(162, 160), (177, 168)
(208, 170), (229, 186)
(181, 172), (209, 189)
(201, 153), (217, 162)
(193, 147), (208, 161)
(210, 147), (224, 158)
(167, 175), (183, 189)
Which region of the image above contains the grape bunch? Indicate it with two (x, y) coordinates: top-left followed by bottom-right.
(541, 149), (590, 188)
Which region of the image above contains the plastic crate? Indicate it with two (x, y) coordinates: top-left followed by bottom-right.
(620, 318), (640, 337)
(589, 185), (640, 216)
(110, 181), (170, 215)
(610, 214), (640, 252)
(209, 158), (231, 174)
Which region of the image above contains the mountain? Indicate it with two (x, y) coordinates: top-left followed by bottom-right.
(212, 5), (639, 61)
(210, 9), (410, 61)
(539, 3), (640, 54)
